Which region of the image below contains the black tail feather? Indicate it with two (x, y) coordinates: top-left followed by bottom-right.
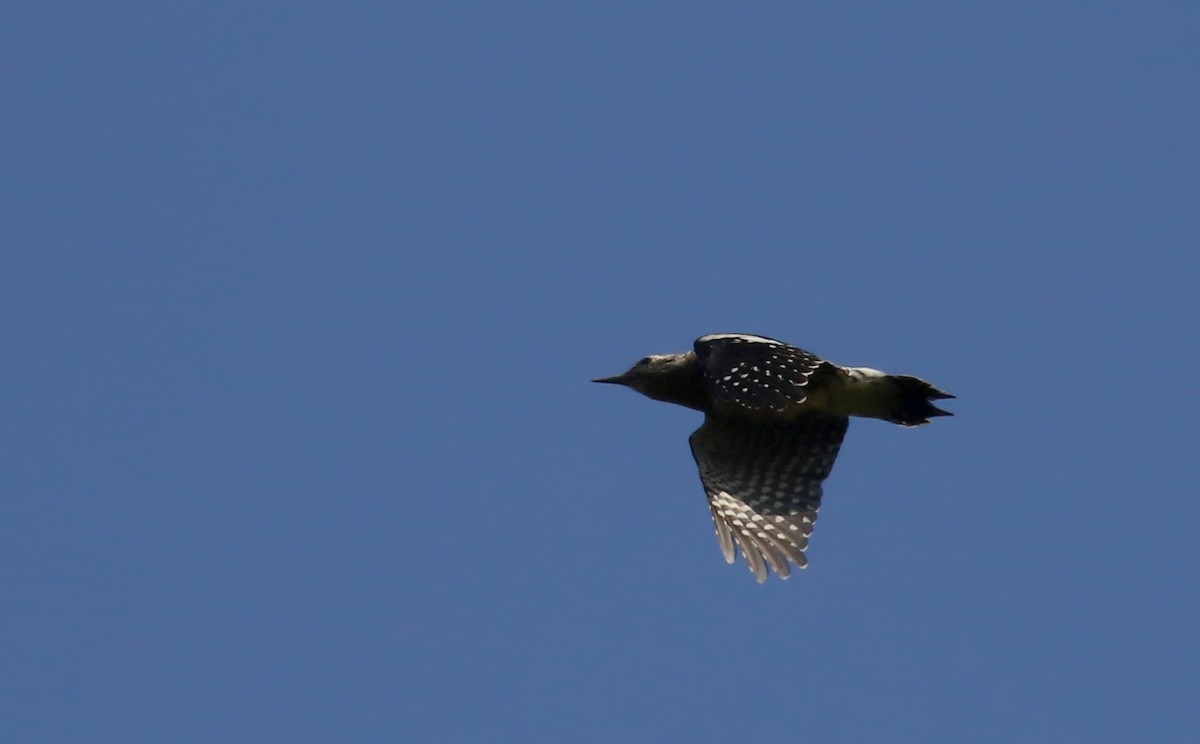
(887, 375), (955, 427)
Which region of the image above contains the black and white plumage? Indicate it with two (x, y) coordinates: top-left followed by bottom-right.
(594, 333), (953, 582)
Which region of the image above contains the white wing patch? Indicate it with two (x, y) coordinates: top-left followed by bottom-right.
(696, 333), (783, 346)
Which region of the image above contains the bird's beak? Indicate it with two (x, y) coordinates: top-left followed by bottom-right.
(592, 374), (631, 386)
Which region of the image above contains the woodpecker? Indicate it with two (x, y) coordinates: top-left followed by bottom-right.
(594, 333), (953, 582)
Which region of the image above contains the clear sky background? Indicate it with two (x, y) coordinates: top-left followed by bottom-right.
(4, 3), (1198, 742)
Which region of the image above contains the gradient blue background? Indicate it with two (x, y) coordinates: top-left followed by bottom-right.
(5, 3), (1198, 742)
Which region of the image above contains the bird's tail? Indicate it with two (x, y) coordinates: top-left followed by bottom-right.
(882, 375), (955, 427)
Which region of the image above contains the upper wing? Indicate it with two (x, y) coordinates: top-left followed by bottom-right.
(688, 413), (849, 582)
(693, 334), (827, 413)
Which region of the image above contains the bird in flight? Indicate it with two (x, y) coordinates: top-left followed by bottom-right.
(594, 333), (953, 582)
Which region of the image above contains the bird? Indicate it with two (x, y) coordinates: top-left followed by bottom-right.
(593, 333), (953, 582)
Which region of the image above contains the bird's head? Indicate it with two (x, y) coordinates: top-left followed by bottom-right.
(592, 352), (700, 405)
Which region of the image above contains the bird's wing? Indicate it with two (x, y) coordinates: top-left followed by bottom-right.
(688, 413), (848, 582)
(693, 334), (827, 413)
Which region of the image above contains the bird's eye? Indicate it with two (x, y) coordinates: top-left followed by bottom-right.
(637, 356), (652, 366)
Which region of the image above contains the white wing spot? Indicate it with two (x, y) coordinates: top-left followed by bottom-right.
(699, 333), (782, 345)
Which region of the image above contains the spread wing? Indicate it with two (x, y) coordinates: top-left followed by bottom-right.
(693, 333), (827, 413)
(688, 413), (849, 582)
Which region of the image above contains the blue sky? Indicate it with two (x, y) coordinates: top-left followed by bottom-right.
(4, 2), (1198, 742)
